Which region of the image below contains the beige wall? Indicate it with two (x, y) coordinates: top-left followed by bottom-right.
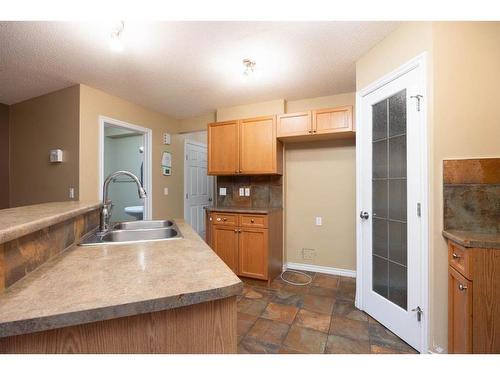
(9, 86), (80, 207)
(0, 104), (10, 209)
(356, 21), (500, 353)
(285, 93), (356, 270)
(215, 93), (357, 271)
(430, 21), (500, 352)
(216, 99), (285, 121)
(178, 113), (215, 133)
(79, 84), (182, 219)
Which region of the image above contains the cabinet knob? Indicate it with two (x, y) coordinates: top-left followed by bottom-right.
(223, 218), (227, 222)
(216, 218), (221, 222)
(458, 284), (468, 291)
(250, 219), (255, 223)
(452, 253), (461, 259)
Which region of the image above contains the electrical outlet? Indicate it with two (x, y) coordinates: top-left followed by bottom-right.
(315, 216), (323, 226)
(219, 187), (227, 196)
(68, 187), (75, 199)
(302, 248), (316, 261)
(245, 187), (250, 196)
(239, 187), (245, 196)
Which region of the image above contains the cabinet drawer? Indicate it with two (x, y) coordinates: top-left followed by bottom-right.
(213, 213), (238, 226)
(240, 214), (268, 229)
(448, 241), (473, 280)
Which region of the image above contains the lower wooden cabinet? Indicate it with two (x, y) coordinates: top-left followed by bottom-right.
(448, 266), (473, 353)
(212, 225), (239, 274)
(207, 210), (282, 283)
(447, 239), (500, 353)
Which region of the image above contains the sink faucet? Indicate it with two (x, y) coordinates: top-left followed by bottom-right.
(100, 170), (147, 233)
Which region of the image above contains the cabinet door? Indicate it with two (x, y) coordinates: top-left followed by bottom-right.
(238, 228), (268, 280)
(448, 266), (473, 353)
(239, 116), (278, 174)
(313, 106), (353, 134)
(277, 112), (311, 138)
(208, 121), (239, 175)
(212, 225), (239, 273)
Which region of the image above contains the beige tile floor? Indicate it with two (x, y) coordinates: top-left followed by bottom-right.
(237, 271), (418, 354)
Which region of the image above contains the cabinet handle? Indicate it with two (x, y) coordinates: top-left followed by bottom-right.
(458, 284), (468, 291)
(452, 253), (461, 259)
(250, 219), (255, 223)
(234, 229), (238, 233)
(216, 218), (221, 222)
(222, 218), (227, 221)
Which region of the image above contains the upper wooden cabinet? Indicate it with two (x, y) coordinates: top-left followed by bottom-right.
(208, 116), (283, 176)
(277, 105), (354, 142)
(207, 120), (239, 175)
(276, 111), (311, 137)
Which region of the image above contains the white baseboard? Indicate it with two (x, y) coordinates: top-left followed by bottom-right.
(285, 262), (356, 278)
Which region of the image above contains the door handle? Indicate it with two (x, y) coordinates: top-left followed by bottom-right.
(359, 211), (369, 220)
(452, 253), (461, 259)
(412, 306), (423, 322)
(458, 284), (468, 291)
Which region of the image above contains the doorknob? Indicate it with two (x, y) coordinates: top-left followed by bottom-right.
(359, 211), (369, 220)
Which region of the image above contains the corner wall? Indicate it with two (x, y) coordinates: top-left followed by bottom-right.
(78, 85), (182, 219)
(9, 86), (80, 207)
(356, 21), (500, 353)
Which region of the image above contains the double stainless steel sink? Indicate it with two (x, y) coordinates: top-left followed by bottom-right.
(79, 220), (182, 246)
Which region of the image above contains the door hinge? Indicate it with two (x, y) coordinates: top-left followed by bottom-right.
(410, 94), (423, 112)
(417, 202), (421, 217)
(185, 155), (188, 160)
(412, 306), (423, 322)
(185, 193), (188, 199)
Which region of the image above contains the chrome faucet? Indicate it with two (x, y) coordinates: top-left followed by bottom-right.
(99, 171), (147, 233)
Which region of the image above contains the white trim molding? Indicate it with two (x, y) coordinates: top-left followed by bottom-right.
(285, 262), (356, 278)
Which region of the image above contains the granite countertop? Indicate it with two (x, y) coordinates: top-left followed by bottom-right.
(442, 229), (500, 249)
(0, 220), (242, 338)
(204, 206), (282, 214)
(0, 201), (102, 244)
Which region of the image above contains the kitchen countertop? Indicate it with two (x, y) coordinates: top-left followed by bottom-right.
(442, 229), (500, 249)
(204, 206), (282, 214)
(0, 219), (242, 338)
(0, 201), (101, 244)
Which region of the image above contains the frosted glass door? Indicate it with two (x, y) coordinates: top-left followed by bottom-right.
(371, 89), (408, 310)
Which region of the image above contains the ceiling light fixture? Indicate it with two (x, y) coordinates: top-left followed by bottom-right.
(243, 58), (257, 76)
(110, 21), (125, 52)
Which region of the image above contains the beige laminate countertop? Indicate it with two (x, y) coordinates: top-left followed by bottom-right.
(0, 201), (101, 244)
(0, 220), (242, 338)
(442, 229), (500, 249)
(204, 206), (282, 214)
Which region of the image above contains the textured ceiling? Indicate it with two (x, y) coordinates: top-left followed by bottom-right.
(0, 21), (399, 119)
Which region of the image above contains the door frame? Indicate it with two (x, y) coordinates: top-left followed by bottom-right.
(98, 115), (153, 220)
(355, 53), (429, 353)
(183, 138), (214, 223)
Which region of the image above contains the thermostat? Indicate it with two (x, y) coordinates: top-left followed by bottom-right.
(49, 149), (63, 163)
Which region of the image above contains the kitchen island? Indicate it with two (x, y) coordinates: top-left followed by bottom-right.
(0, 202), (242, 353)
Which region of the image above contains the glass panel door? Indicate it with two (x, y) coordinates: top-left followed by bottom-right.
(371, 89), (408, 310)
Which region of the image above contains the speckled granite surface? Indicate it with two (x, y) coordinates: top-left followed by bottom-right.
(204, 206), (282, 214)
(0, 220), (242, 338)
(0, 201), (101, 244)
(442, 230), (500, 249)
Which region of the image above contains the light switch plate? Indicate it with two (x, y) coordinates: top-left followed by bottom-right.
(164, 187), (169, 195)
(315, 217), (323, 226)
(219, 187), (227, 196)
(245, 187), (250, 196)
(239, 187), (245, 196)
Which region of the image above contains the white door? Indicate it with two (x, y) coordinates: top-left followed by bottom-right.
(357, 57), (427, 352)
(184, 141), (214, 239)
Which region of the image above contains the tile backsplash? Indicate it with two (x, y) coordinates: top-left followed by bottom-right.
(216, 175), (283, 209)
(443, 158), (500, 234)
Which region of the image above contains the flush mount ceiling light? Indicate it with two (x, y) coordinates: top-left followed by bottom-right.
(242, 58), (257, 76)
(109, 21), (125, 52)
